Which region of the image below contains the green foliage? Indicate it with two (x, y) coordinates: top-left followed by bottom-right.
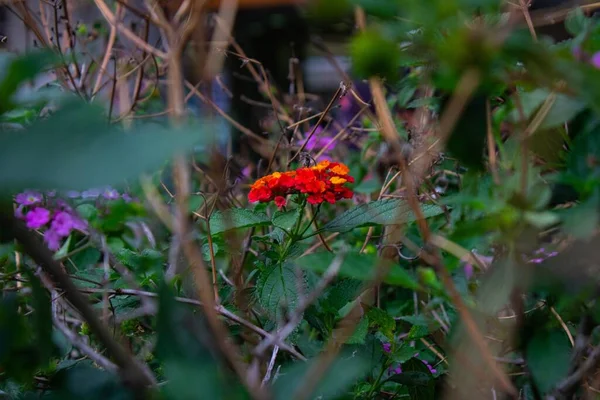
(350, 30), (401, 83)
(321, 199), (444, 232)
(272, 350), (371, 400)
(0, 99), (214, 193)
(256, 262), (303, 324)
(297, 252), (421, 290)
(208, 208), (270, 234)
(526, 330), (572, 394)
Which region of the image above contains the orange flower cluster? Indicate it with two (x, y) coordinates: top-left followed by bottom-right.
(248, 160), (354, 208)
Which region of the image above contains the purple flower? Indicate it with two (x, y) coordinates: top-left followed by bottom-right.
(14, 205), (25, 219)
(529, 258), (545, 264)
(25, 207), (51, 229)
(382, 343), (392, 353)
(71, 215), (88, 233)
(102, 187), (120, 200)
(464, 263), (474, 280)
(44, 229), (62, 251)
(81, 189), (100, 199)
(393, 366), (402, 375)
(300, 127), (332, 152)
(46, 190), (57, 198)
(122, 193), (133, 202)
(547, 251), (558, 258)
(15, 191), (43, 206)
(66, 190), (80, 199)
(51, 211), (75, 236)
(592, 52), (600, 69)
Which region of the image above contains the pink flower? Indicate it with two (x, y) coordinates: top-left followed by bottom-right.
(25, 208), (50, 229)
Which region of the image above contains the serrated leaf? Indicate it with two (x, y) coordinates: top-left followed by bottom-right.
(526, 330), (571, 394)
(0, 98), (214, 192)
(367, 308), (395, 339)
(321, 199), (443, 233)
(272, 208), (301, 232)
(297, 252), (421, 290)
(256, 262), (302, 324)
(408, 324), (429, 340)
(209, 208), (270, 234)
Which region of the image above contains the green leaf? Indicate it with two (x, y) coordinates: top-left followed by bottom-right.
(24, 270), (53, 364)
(565, 7), (589, 36)
(561, 192), (600, 239)
(0, 98), (214, 192)
(524, 211), (560, 229)
(273, 350), (370, 400)
(526, 329), (571, 394)
(272, 208), (301, 232)
(445, 95), (488, 170)
(407, 324), (429, 340)
(297, 252), (421, 290)
(509, 89), (585, 130)
(209, 208), (270, 234)
(256, 262), (302, 323)
(321, 199), (443, 233)
(367, 308), (395, 339)
(347, 316), (369, 345)
(0, 50), (59, 112)
(394, 358), (435, 399)
(394, 343), (419, 363)
(52, 363), (133, 400)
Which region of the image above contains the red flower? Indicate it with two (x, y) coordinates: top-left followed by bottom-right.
(274, 196), (286, 208)
(307, 194), (323, 205)
(247, 160), (354, 206)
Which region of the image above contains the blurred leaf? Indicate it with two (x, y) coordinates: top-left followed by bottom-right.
(256, 262), (302, 324)
(445, 94), (487, 171)
(388, 358), (435, 399)
(561, 191), (600, 239)
(565, 7), (589, 36)
(352, 0), (402, 19)
(209, 208), (270, 234)
(201, 242), (219, 262)
(0, 98), (214, 192)
(273, 350), (370, 400)
(510, 89), (585, 130)
(526, 329), (571, 394)
(0, 50), (59, 113)
(350, 29), (401, 83)
(23, 270), (53, 363)
(272, 208), (301, 232)
(524, 211), (560, 229)
(321, 199), (443, 233)
(297, 252), (421, 290)
(51, 364), (133, 400)
(347, 316), (369, 345)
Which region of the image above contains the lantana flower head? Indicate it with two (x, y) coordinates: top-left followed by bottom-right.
(248, 160), (354, 208)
